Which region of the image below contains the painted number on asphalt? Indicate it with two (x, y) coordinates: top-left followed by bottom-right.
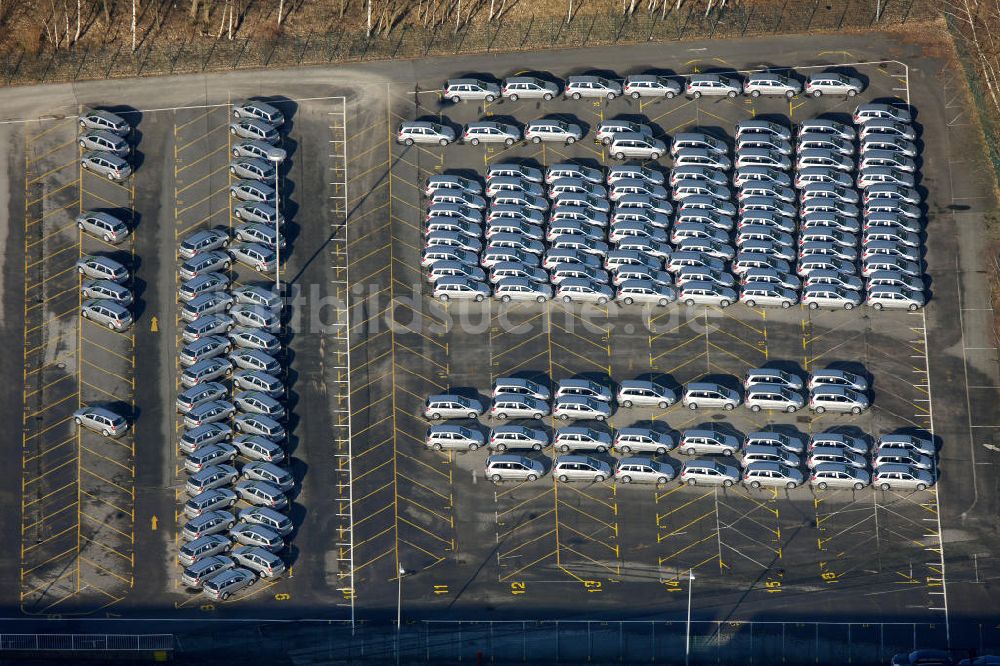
(584, 580), (602, 593)
(821, 572), (838, 584)
(274, 593), (291, 601)
(433, 585), (448, 595)
(662, 578), (682, 592)
(764, 580), (782, 593)
(510, 582), (526, 595)
(200, 604), (215, 611)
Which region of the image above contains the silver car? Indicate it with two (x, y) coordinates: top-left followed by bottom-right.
(184, 488), (238, 519)
(179, 228), (230, 259)
(234, 202), (283, 226)
(180, 357), (234, 388)
(565, 75), (622, 100)
(686, 73), (741, 98)
(463, 121), (521, 146)
(231, 545), (286, 578)
(179, 272), (230, 303)
(81, 151), (131, 181)
(184, 400), (237, 429)
(525, 120), (584, 144)
(805, 72), (864, 97)
(229, 242), (277, 273)
(553, 455), (613, 483)
(179, 250), (232, 281)
(809, 463), (870, 491)
(809, 385), (870, 414)
(73, 405), (129, 438)
(79, 108), (130, 135)
(617, 380), (676, 408)
(232, 140), (286, 163)
(202, 567), (256, 601)
(230, 179), (276, 202)
(229, 118), (280, 144)
(232, 99), (284, 126)
(81, 299), (133, 331)
(230, 157), (275, 182)
(501, 77), (559, 101)
(743, 72), (800, 98)
(679, 460), (740, 487)
(624, 74), (681, 99)
(615, 457), (675, 485)
(81, 278), (132, 306)
(79, 130), (129, 156)
(444, 78), (501, 103)
(397, 121), (455, 146)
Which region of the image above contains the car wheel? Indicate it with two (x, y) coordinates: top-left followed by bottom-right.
(107, 321), (116, 330)
(230, 127), (238, 135)
(785, 90), (796, 99)
(543, 93), (554, 101)
(750, 404), (761, 413)
(485, 94), (496, 103)
(526, 473), (538, 482)
(873, 302), (883, 311)
(851, 406), (862, 415)
(623, 297), (634, 305)
(504, 138), (514, 147)
(559, 444), (570, 453)
(78, 266), (86, 274)
(571, 92), (581, 100)
(750, 480), (762, 489)
(908, 303), (919, 311)
(438, 294), (449, 302)
(74, 417), (83, 425)
(614, 152), (626, 160)
(848, 89), (858, 97)
(559, 414), (569, 421)
(720, 299), (731, 308)
(686, 478), (698, 486)
(781, 301), (792, 309)
(404, 138), (414, 146)
(879, 482), (890, 491)
(101, 428), (111, 437)
(565, 136), (576, 145)
(430, 412), (441, 420)
(536, 295), (546, 304)
(786, 405), (797, 413)
(750, 90), (760, 98)
(650, 152), (661, 160)
(815, 406), (825, 414)
(853, 482), (865, 490)
(500, 294), (511, 303)
(81, 160), (90, 170)
(469, 443), (480, 451)
(532, 136), (542, 144)
(509, 94), (519, 101)
(597, 415), (606, 422)
(812, 90), (822, 98)
(533, 412), (543, 420)
(622, 400), (633, 408)
(450, 95), (461, 104)
(817, 482), (829, 490)
(719, 479), (733, 488)
(562, 295), (572, 303)
(630, 91), (641, 100)
(693, 91), (702, 99)
(723, 403), (735, 411)
(666, 91), (676, 99)
(558, 475), (569, 482)
(601, 137), (612, 146)
(656, 447), (667, 456)
(439, 138), (449, 146)
(531, 443), (542, 452)
(494, 443), (507, 452)
(685, 298), (695, 306)
(468, 412), (478, 419)
(745, 299), (756, 308)
(597, 296), (608, 305)
(684, 447), (697, 456)
(620, 475), (632, 484)
(786, 481), (797, 489)
(222, 592), (231, 600)
(808, 302), (819, 310)
(687, 404), (698, 411)
(658, 401), (669, 409)
(594, 474), (605, 483)
(844, 302), (855, 310)
(430, 442), (443, 451)
(470, 138), (480, 146)
(496, 413), (507, 420)
(658, 298), (668, 307)
(916, 482), (928, 491)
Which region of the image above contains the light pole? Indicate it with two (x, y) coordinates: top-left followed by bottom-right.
(685, 569), (695, 666)
(268, 154), (282, 295)
(396, 567), (406, 666)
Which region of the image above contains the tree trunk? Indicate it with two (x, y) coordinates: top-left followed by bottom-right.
(131, 0), (136, 51)
(74, 0), (81, 42)
(566, 0), (572, 23)
(190, 0), (199, 18)
(366, 0), (371, 36)
(228, 0), (233, 38)
(339, 0), (347, 18)
(277, 0), (283, 25)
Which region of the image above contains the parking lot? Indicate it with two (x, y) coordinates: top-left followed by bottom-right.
(0, 32), (998, 642)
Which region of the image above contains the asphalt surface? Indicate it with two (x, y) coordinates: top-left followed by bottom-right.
(0, 29), (996, 655)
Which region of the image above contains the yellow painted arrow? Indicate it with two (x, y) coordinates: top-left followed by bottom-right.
(151, 515), (158, 531)
(150, 316), (158, 332)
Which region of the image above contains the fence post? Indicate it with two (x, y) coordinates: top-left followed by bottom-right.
(74, 44), (91, 80)
(299, 30), (314, 63)
(234, 36), (251, 68)
(838, 0), (850, 30)
(581, 14), (597, 47)
(678, 4), (694, 39)
(519, 15), (534, 49)
(774, 0), (789, 33)
(203, 35), (220, 72)
(902, 0), (914, 22)
(806, 0), (819, 30)
(743, 4), (754, 35)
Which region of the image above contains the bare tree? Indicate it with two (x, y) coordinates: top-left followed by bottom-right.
(131, 0), (136, 51)
(73, 0), (81, 43)
(277, 0), (284, 25)
(566, 0), (572, 23)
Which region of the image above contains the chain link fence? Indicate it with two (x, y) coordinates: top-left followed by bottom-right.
(945, 11), (1000, 190)
(0, 0), (939, 88)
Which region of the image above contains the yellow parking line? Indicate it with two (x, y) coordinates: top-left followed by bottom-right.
(22, 391), (79, 422)
(21, 528), (77, 556)
(174, 107), (220, 134)
(27, 118), (75, 145)
(175, 124), (229, 154)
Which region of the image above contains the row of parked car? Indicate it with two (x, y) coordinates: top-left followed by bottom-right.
(174, 100), (298, 602)
(423, 368), (871, 427)
(419, 107), (925, 310)
(476, 429), (935, 492)
(72, 110), (139, 440)
(438, 70), (867, 105)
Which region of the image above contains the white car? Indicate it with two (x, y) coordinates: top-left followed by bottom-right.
(686, 74), (741, 98)
(525, 120), (584, 144)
